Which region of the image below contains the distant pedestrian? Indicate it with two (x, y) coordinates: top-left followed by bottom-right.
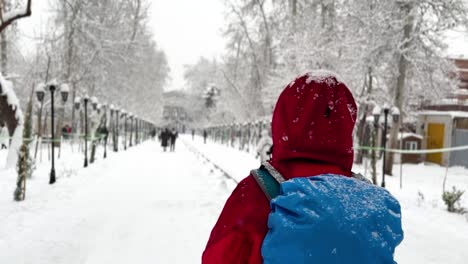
(170, 128), (178, 152)
(0, 122), (8, 149)
(203, 129), (207, 144)
(256, 129), (272, 163)
(62, 124), (72, 139)
(192, 129), (195, 140)
(160, 128), (170, 152)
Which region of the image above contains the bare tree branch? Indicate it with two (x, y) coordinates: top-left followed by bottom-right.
(0, 0), (32, 33)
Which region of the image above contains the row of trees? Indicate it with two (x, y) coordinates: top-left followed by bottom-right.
(2, 0), (169, 131)
(1, 0), (169, 167)
(184, 0), (468, 175)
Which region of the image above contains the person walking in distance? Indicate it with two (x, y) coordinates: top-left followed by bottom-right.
(170, 128), (178, 152)
(0, 122), (8, 149)
(256, 129), (273, 163)
(160, 128), (170, 152)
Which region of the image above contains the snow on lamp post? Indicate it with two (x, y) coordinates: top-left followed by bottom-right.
(74, 97), (81, 111)
(59, 84), (70, 142)
(91, 96), (98, 111)
(60, 84), (70, 103)
(35, 83), (45, 102)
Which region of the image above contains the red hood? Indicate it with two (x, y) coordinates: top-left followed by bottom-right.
(270, 71), (357, 179)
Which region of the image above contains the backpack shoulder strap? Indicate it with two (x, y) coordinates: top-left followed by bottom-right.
(251, 162), (286, 201)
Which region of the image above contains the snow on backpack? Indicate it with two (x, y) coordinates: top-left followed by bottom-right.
(251, 163), (404, 264)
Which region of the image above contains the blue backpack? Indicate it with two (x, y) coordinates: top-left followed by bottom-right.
(251, 163), (404, 264)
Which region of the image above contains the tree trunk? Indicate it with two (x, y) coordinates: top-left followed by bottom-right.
(385, 3), (413, 176)
(356, 68), (374, 164)
(371, 123), (378, 185)
(0, 94), (17, 137)
(54, 104), (64, 147)
(1, 31), (7, 75)
(291, 0), (297, 16)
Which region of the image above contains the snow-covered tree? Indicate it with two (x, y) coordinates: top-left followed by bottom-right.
(14, 91), (33, 201)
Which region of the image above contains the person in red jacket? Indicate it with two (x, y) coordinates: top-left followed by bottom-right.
(202, 71), (357, 263)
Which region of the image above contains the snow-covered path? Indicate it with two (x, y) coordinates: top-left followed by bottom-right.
(2, 135), (468, 263)
(0, 141), (230, 264)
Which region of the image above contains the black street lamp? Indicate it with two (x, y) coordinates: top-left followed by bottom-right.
(35, 83), (46, 159)
(122, 111), (128, 150)
(47, 82), (69, 184)
(115, 108), (120, 152)
(381, 107), (390, 188)
(90, 97), (99, 164)
(135, 116), (139, 145)
(374, 105), (400, 188)
(83, 96), (89, 167)
(129, 114), (134, 147)
(109, 105), (115, 154)
(102, 104), (108, 159)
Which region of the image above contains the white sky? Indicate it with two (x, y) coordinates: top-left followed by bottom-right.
(149, 0), (226, 91)
(16, 0), (227, 91)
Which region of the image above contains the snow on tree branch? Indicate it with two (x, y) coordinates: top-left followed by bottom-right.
(0, 0), (32, 33)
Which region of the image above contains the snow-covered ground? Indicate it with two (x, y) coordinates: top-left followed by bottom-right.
(0, 140), (230, 263)
(1, 135), (468, 263)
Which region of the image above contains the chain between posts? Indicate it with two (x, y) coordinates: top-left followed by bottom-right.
(0, 133), (108, 143)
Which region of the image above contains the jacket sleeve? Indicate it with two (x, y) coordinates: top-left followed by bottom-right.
(202, 176), (269, 264)
(202, 229), (252, 264)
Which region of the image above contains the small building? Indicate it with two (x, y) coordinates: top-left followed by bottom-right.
(396, 133), (423, 164)
(418, 111), (468, 167)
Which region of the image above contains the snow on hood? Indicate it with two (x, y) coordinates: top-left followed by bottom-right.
(270, 71), (357, 174)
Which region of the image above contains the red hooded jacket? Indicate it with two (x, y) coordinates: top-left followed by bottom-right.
(202, 71), (357, 263)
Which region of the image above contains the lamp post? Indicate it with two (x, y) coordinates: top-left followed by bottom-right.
(90, 97), (99, 164)
(135, 116), (139, 145)
(129, 114), (133, 147)
(371, 106), (381, 185)
(381, 107), (390, 187)
(47, 82), (69, 184)
(83, 96), (89, 167)
(102, 104), (108, 159)
(375, 105), (400, 188)
(122, 111), (127, 150)
(34, 84), (46, 160)
(74, 96), (81, 150)
(115, 108), (120, 152)
(110, 105), (115, 153)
